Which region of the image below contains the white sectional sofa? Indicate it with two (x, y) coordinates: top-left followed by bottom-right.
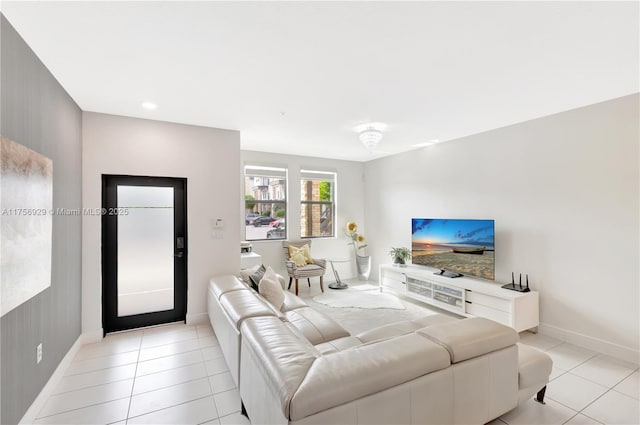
(207, 274), (552, 425)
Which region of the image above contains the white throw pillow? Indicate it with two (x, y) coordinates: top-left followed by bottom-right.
(259, 266), (285, 310)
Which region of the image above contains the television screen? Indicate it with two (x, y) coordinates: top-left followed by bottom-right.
(411, 218), (495, 280)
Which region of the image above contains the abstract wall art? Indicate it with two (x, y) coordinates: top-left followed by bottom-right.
(1, 136), (53, 316)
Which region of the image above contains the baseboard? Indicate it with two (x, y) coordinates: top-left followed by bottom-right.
(19, 333), (86, 424)
(539, 322), (640, 365)
(186, 312), (208, 325)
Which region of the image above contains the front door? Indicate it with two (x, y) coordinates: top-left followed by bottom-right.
(102, 175), (187, 333)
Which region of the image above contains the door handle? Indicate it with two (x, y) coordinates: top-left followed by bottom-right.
(174, 252), (184, 258)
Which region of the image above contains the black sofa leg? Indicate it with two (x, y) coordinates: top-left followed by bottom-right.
(535, 386), (547, 404)
(308, 278), (311, 287)
(288, 277), (292, 290)
(241, 401), (248, 418)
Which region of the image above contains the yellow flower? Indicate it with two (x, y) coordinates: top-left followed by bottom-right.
(357, 234), (366, 243)
(346, 221), (357, 234)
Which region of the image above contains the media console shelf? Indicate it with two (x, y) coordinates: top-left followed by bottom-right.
(379, 264), (539, 332)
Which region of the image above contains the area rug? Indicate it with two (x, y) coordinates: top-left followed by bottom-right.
(312, 285), (405, 310)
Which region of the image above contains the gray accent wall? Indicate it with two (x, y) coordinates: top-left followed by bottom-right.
(1, 15), (82, 425)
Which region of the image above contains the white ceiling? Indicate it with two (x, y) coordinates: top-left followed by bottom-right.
(2, 1), (638, 162)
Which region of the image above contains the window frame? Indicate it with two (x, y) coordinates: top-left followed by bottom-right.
(300, 170), (336, 239)
(244, 165), (287, 242)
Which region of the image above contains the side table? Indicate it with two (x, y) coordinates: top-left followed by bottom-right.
(240, 252), (262, 270)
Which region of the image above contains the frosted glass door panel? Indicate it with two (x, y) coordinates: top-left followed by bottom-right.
(117, 186), (174, 317)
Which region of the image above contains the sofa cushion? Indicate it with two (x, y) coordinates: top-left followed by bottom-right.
(417, 317), (518, 363)
(290, 264), (324, 278)
(219, 290), (277, 330)
(259, 267), (285, 310)
(284, 307), (350, 345)
(314, 336), (363, 355)
(290, 333), (451, 421)
(281, 292), (308, 312)
(357, 314), (457, 343)
(209, 275), (248, 300)
(517, 343), (553, 389)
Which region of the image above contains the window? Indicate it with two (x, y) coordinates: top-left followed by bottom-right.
(300, 170), (335, 238)
(244, 166), (287, 241)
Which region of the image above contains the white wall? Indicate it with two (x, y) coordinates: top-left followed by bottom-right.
(82, 112), (240, 334)
(241, 151), (365, 282)
(364, 94), (639, 361)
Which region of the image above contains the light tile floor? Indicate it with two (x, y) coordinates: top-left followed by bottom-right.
(33, 322), (249, 425)
(497, 332), (639, 425)
(32, 317), (639, 424)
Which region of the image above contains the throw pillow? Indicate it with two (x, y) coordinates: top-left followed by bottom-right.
(288, 244), (313, 264)
(239, 264), (261, 287)
(301, 244), (313, 264)
(290, 251), (307, 267)
(259, 266), (285, 310)
(248, 264), (267, 292)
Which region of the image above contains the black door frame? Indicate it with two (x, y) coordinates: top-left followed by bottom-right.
(102, 175), (188, 334)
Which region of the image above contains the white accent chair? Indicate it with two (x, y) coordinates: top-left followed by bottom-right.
(282, 240), (326, 295)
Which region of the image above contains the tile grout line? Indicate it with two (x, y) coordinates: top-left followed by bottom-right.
(137, 358), (210, 379)
(73, 347), (141, 362)
(125, 394), (213, 422)
(565, 366), (638, 390)
(204, 342), (222, 424)
(561, 412), (580, 425)
(573, 371), (640, 420)
(547, 366), (639, 424)
(124, 333), (144, 423)
(506, 337), (632, 425)
(50, 375), (136, 397)
(33, 396), (132, 421)
(132, 364), (211, 397)
(63, 345), (217, 379)
(60, 346), (222, 398)
(125, 333), (218, 420)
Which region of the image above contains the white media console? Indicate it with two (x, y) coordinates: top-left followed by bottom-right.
(379, 264), (539, 332)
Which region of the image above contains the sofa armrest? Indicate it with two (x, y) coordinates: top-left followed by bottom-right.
(220, 290), (277, 330)
(240, 316), (319, 420)
(417, 317), (518, 363)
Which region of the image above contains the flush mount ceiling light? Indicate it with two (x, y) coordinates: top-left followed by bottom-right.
(141, 101), (157, 110)
(355, 123), (387, 151)
(359, 128), (383, 150)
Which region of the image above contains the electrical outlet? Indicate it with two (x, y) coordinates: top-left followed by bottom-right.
(36, 343), (43, 364)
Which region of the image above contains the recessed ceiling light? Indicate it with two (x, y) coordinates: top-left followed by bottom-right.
(141, 101), (157, 110)
(412, 139), (441, 148)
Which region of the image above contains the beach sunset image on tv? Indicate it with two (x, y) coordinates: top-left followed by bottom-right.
(412, 218), (495, 280)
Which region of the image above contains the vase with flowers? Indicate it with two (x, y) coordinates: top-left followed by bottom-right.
(346, 221), (372, 280)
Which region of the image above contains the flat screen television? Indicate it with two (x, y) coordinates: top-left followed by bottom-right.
(411, 218), (495, 280)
